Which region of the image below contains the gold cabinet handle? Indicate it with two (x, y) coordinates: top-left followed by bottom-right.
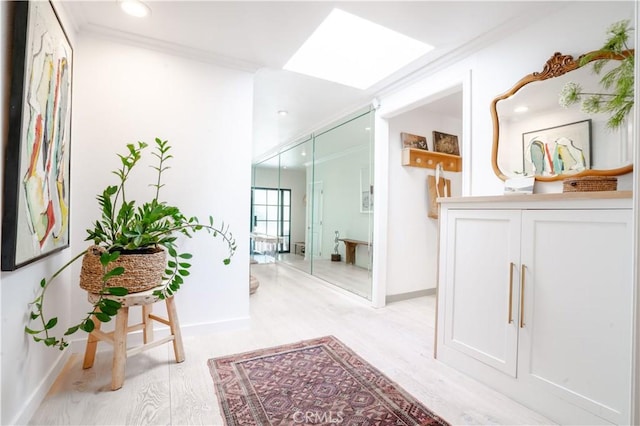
(508, 262), (514, 324)
(520, 264), (526, 328)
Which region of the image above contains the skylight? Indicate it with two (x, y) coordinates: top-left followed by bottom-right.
(284, 8), (434, 90)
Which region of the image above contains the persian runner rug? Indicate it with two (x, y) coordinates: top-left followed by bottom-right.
(207, 335), (449, 425)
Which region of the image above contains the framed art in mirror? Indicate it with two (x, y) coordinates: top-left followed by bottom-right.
(522, 120), (591, 177)
(2, 1), (73, 271)
(491, 50), (633, 182)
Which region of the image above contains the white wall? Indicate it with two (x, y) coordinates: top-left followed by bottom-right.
(69, 35), (252, 329)
(314, 148), (372, 266)
(1, 3), (77, 424)
(386, 108), (462, 296)
(281, 168), (307, 248)
(375, 1), (634, 301)
(1, 23), (253, 425)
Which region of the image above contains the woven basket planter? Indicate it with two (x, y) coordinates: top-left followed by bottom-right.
(79, 246), (166, 294)
(562, 176), (618, 192)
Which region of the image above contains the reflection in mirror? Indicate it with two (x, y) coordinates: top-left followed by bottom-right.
(312, 111), (373, 300)
(271, 138), (312, 276)
(251, 155), (281, 264)
(491, 50), (633, 182)
(250, 108), (374, 301)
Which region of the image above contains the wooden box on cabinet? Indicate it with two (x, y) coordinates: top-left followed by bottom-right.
(401, 148), (461, 172)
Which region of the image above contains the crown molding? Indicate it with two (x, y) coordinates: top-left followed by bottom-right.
(80, 23), (261, 73)
(373, 2), (565, 99)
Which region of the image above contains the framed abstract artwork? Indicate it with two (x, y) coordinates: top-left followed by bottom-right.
(2, 1), (73, 270)
(522, 120), (591, 177)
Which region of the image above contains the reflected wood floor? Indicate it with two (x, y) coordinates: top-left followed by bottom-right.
(29, 264), (554, 425)
(277, 253), (372, 299)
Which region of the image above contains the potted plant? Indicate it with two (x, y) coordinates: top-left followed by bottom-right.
(559, 20), (634, 129)
(25, 138), (237, 350)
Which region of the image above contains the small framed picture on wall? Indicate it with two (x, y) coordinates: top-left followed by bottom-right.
(401, 132), (428, 150)
(432, 131), (460, 155)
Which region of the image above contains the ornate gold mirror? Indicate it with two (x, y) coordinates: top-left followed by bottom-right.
(491, 50), (634, 182)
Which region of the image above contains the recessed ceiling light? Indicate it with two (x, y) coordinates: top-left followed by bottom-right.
(301, 151), (307, 157)
(514, 106), (529, 113)
(284, 8), (433, 90)
(278, 110), (289, 116)
(119, 0), (151, 18)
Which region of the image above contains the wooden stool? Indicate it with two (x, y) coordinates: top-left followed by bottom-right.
(82, 288), (185, 390)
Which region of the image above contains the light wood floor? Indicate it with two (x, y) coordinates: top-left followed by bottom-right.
(29, 263), (554, 425)
(277, 253), (372, 299)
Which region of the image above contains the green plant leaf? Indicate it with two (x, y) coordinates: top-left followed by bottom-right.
(106, 287), (128, 296)
(103, 299), (122, 309)
(103, 267), (125, 282)
(179, 253), (193, 259)
(45, 318), (58, 330)
(95, 312), (111, 322)
(178, 262), (191, 268)
(81, 319), (95, 333)
(25, 326), (41, 335)
(178, 269), (190, 276)
(44, 337), (58, 346)
(64, 326), (79, 335)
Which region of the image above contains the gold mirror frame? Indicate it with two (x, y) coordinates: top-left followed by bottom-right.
(490, 49), (634, 182)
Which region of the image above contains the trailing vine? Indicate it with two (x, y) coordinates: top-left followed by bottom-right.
(25, 138), (237, 350)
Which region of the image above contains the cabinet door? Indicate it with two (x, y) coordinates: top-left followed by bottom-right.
(519, 209), (632, 424)
(441, 209), (521, 376)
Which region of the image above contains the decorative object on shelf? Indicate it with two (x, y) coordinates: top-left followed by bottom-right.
(562, 176), (618, 192)
(427, 163), (451, 219)
(401, 148), (462, 172)
(24, 138), (237, 350)
(331, 230), (341, 261)
(401, 132), (428, 150)
(432, 131), (460, 155)
(504, 176), (535, 195)
(559, 20), (633, 130)
(522, 120), (591, 177)
(2, 1), (73, 271)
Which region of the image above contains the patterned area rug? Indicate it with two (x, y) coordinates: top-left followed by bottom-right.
(207, 336), (449, 425)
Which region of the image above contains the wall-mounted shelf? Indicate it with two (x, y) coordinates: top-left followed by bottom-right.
(401, 148), (462, 172)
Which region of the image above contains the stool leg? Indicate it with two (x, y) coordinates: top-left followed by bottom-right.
(142, 304), (153, 344)
(112, 307), (129, 391)
(82, 314), (102, 369)
(165, 297), (185, 363)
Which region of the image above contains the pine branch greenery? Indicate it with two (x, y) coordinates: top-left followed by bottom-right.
(26, 138), (237, 350)
(559, 20), (634, 130)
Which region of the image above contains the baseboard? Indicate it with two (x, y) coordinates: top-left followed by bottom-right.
(385, 288), (435, 304)
(68, 315), (251, 354)
(12, 349), (72, 426)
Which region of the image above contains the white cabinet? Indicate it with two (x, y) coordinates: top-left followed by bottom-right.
(442, 209), (521, 377)
(436, 193), (633, 425)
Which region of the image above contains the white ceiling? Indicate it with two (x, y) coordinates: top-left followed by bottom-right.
(59, 1), (560, 161)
